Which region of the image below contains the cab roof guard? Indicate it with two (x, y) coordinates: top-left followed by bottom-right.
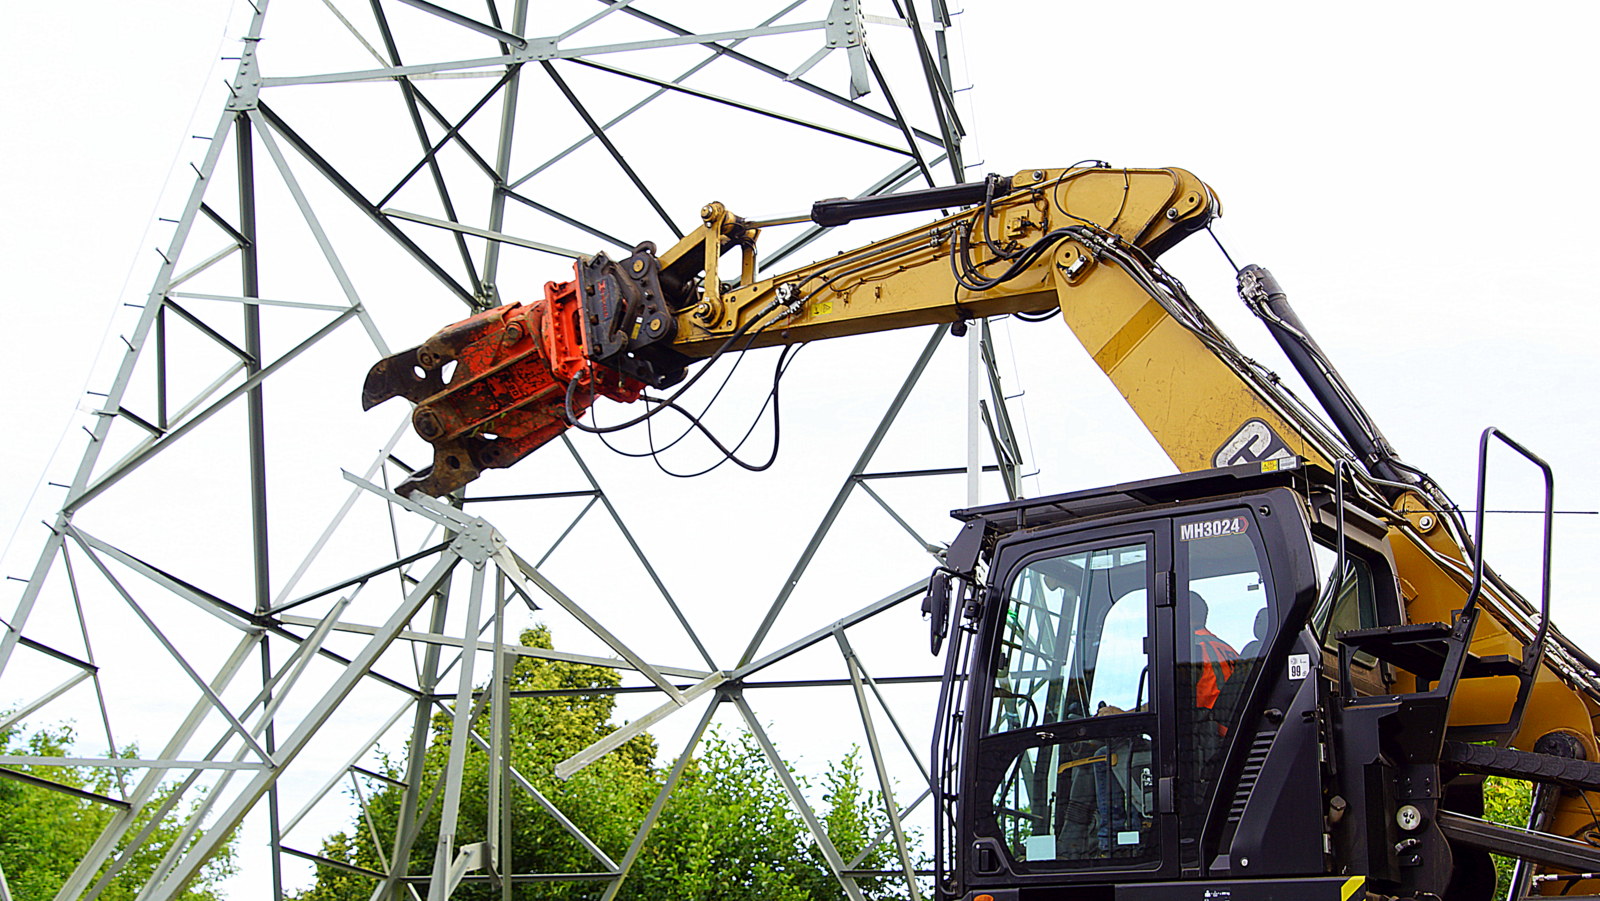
(952, 458), (1317, 535)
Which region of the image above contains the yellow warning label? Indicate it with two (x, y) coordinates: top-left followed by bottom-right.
(1260, 459), (1280, 473)
(814, 300), (833, 316)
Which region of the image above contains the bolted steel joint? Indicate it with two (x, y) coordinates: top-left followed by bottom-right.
(414, 409), (442, 440)
(448, 518), (506, 568)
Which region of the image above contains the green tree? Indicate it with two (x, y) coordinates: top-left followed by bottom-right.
(1483, 775), (1533, 898)
(0, 722), (236, 900)
(294, 626), (915, 899)
(625, 733), (905, 901)
(294, 625), (657, 901)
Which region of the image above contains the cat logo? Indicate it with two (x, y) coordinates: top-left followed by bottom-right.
(1214, 418), (1293, 468)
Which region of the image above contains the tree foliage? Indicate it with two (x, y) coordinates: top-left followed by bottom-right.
(625, 733), (906, 901)
(293, 626), (913, 899)
(1482, 775), (1533, 898)
(0, 722), (236, 900)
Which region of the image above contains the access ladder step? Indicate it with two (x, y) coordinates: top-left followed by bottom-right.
(1442, 740), (1600, 792)
(1338, 623), (1521, 680)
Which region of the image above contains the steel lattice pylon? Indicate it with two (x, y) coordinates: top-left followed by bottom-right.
(0, 2), (1035, 898)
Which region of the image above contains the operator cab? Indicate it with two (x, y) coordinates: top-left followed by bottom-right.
(928, 460), (1404, 901)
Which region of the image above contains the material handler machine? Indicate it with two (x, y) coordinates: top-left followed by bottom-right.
(365, 165), (1600, 901)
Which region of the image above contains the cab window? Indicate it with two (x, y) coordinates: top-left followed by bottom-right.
(1311, 543), (1378, 656)
(1176, 512), (1273, 854)
(989, 542), (1150, 733)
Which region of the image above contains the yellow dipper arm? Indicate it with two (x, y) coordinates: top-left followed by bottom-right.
(669, 166), (1328, 473)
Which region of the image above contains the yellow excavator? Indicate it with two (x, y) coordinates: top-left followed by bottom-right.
(364, 165), (1600, 901)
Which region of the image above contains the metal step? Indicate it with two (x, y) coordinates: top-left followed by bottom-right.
(1442, 740), (1600, 792)
(1338, 623), (1521, 682)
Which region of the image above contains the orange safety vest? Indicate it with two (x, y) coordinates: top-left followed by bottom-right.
(1194, 628), (1239, 709)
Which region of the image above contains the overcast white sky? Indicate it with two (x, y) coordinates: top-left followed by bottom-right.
(3, 1), (1600, 896)
(6, 1), (1598, 574)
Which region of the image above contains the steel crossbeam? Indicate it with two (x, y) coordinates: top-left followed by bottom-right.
(0, 4), (1017, 898)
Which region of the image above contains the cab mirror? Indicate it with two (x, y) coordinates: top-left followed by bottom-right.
(924, 569), (952, 655)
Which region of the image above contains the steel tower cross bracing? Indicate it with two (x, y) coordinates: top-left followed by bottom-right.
(0, 2), (1025, 898)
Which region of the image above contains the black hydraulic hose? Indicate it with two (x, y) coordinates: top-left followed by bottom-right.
(638, 343), (799, 478)
(950, 225), (1078, 292)
(1237, 265), (1410, 490)
(563, 298), (786, 434)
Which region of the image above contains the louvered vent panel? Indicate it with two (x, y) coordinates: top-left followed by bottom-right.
(1228, 731), (1277, 822)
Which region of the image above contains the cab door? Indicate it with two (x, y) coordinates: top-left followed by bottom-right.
(966, 525), (1180, 883)
(1173, 506), (1281, 869)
